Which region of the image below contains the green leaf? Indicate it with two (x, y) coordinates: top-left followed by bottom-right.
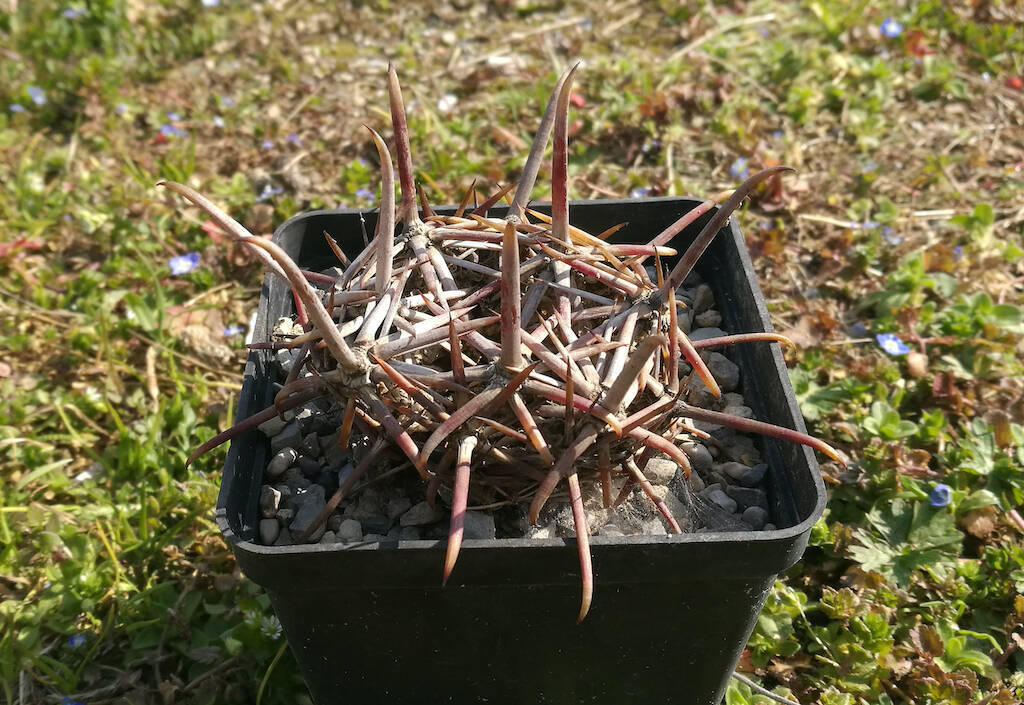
(958, 489), (1002, 513)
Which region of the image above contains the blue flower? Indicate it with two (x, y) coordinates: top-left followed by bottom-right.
(862, 161), (877, 172)
(168, 252), (200, 275)
(261, 139), (274, 150)
(286, 132), (302, 146)
(160, 124), (187, 138)
(850, 322), (868, 337)
(880, 18), (903, 38)
(115, 102), (128, 115)
(219, 95), (235, 108)
(27, 86), (46, 106)
(223, 324), (245, 336)
(952, 245), (964, 261)
(729, 157), (750, 179)
(355, 188), (375, 201)
(771, 129), (784, 139)
(881, 227), (903, 245)
(62, 8), (85, 19)
(60, 699), (85, 705)
(165, 111), (182, 121)
(8, 103), (26, 113)
(929, 483), (952, 508)
(630, 187), (650, 199)
(68, 634), (86, 648)
(876, 333), (911, 356)
(201, 0), (220, 6)
(212, 115), (225, 128)
(861, 220), (880, 230)
(257, 184), (283, 201)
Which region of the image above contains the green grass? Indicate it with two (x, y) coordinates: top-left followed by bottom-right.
(2, 0), (1023, 703)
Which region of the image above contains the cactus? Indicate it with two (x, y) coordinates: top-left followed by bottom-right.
(163, 62), (842, 623)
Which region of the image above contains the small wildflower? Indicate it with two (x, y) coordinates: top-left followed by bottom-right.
(881, 227), (903, 245)
(257, 184), (283, 201)
(286, 132), (302, 146)
(261, 139), (274, 150)
(355, 188), (375, 201)
(876, 332), (911, 356)
(201, 0), (220, 6)
(981, 72), (991, 83)
(62, 7), (85, 18)
(641, 139), (660, 154)
(850, 322), (869, 338)
(929, 483), (952, 508)
(212, 115), (225, 128)
(223, 324), (245, 336)
(160, 123), (187, 138)
(880, 18), (903, 38)
(8, 103), (26, 113)
(168, 252), (200, 275)
(166, 111), (182, 121)
(729, 157), (750, 179)
(578, 18), (594, 31)
(860, 220), (880, 230)
(952, 245), (964, 261)
(259, 614), (283, 639)
(220, 95), (236, 108)
(862, 161), (877, 172)
(26, 86), (46, 106)
(60, 699), (85, 705)
(630, 187), (650, 199)
(771, 129), (784, 139)
(115, 102), (128, 115)
(68, 634), (86, 648)
(436, 93), (457, 113)
(43, 581), (52, 589)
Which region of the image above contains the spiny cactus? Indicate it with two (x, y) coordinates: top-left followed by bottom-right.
(163, 62), (843, 623)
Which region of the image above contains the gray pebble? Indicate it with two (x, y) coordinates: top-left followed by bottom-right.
(273, 527), (292, 546)
(763, 523), (777, 532)
(694, 309), (722, 328)
(723, 436), (760, 464)
(289, 485), (326, 542)
(681, 442), (713, 472)
(362, 533), (386, 542)
(742, 506), (769, 530)
(320, 530), (336, 544)
(738, 463), (768, 487)
(258, 414), (289, 438)
(360, 514), (390, 535)
(399, 526), (422, 540)
(387, 497), (412, 521)
(400, 501), (445, 526)
(600, 525), (625, 537)
(297, 456), (321, 478)
(686, 472), (706, 494)
(327, 513), (343, 532)
(259, 518), (280, 544)
(266, 448), (298, 480)
(322, 438), (347, 470)
(706, 489), (738, 514)
(260, 485), (281, 518)
(337, 519), (363, 543)
(273, 348), (301, 377)
(270, 423), (303, 454)
(386, 526), (403, 540)
(351, 489), (384, 519)
(643, 456), (678, 486)
(462, 511), (496, 540)
(640, 518), (668, 536)
(725, 485), (769, 511)
(699, 482), (722, 498)
(689, 327), (727, 347)
(301, 433), (321, 459)
(704, 352), (739, 392)
(527, 524), (557, 539)
(720, 462), (752, 482)
(693, 283), (715, 314)
(723, 404), (754, 420)
(283, 467), (310, 492)
(276, 507), (294, 525)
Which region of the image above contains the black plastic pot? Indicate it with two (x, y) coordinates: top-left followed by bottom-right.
(216, 198), (826, 705)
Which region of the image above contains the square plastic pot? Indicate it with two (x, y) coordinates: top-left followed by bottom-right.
(216, 197), (827, 705)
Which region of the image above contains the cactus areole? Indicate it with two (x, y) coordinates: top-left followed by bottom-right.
(166, 63), (842, 624)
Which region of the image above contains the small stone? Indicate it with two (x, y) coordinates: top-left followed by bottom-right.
(289, 485), (326, 542)
(723, 404), (754, 420)
(400, 501), (445, 526)
(298, 456), (321, 478)
(259, 518), (280, 544)
(327, 513), (343, 532)
(681, 442), (713, 472)
(699, 482), (722, 497)
(640, 518), (668, 536)
(527, 524), (556, 539)
(600, 525), (625, 537)
(399, 526), (422, 540)
(694, 309), (722, 328)
(273, 348), (301, 377)
(301, 433), (321, 459)
(686, 472), (706, 493)
(258, 413), (289, 438)
(322, 439), (347, 469)
(361, 514), (390, 535)
(362, 533), (386, 542)
(706, 489), (738, 514)
(742, 506), (769, 530)
(685, 374), (718, 409)
(723, 435), (761, 464)
(704, 352), (739, 392)
(260, 485), (281, 518)
(270, 423), (303, 454)
(283, 467), (310, 491)
(739, 463), (768, 487)
(643, 456), (678, 485)
(266, 448), (298, 480)
(725, 485), (768, 511)
(462, 511), (496, 540)
(763, 523), (777, 532)
(386, 526), (402, 540)
(273, 527), (292, 546)
(723, 392), (745, 407)
(650, 485), (689, 531)
(689, 327), (727, 349)
(720, 462), (752, 482)
(351, 489), (384, 519)
(276, 507), (294, 524)
(337, 519), (363, 543)
(693, 284), (715, 314)
(387, 497), (412, 521)
(320, 530), (337, 544)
